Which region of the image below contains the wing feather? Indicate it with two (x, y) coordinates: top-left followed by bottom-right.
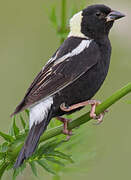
(12, 37), (100, 115)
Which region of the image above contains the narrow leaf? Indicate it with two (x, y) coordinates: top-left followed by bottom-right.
(6, 161), (15, 170)
(20, 162), (26, 174)
(9, 120), (15, 136)
(13, 117), (20, 137)
(0, 152), (5, 160)
(48, 151), (74, 163)
(13, 168), (20, 180)
(37, 159), (56, 175)
(25, 109), (29, 117)
(0, 131), (14, 142)
(0, 161), (9, 179)
(45, 156), (65, 167)
(29, 161), (37, 177)
(12, 164), (26, 180)
(36, 139), (58, 156)
(43, 140), (64, 154)
(20, 114), (26, 129)
(1, 142), (8, 152)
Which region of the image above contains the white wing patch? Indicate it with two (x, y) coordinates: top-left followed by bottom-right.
(54, 39), (92, 66)
(42, 51), (59, 71)
(29, 97), (53, 129)
(34, 39), (94, 102)
(36, 39), (92, 97)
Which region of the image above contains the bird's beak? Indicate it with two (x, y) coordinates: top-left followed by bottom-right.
(106, 10), (125, 22)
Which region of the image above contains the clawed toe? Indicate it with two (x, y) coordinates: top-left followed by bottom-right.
(88, 100), (108, 125)
(95, 113), (104, 125)
(63, 129), (72, 135)
(90, 112), (97, 119)
(92, 111), (107, 125)
(56, 116), (72, 140)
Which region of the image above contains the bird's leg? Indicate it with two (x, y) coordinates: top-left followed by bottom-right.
(60, 100), (108, 124)
(56, 117), (72, 140)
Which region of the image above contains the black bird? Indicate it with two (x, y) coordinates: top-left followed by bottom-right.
(11, 4), (125, 168)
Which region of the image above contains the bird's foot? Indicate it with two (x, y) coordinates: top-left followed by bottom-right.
(56, 117), (72, 140)
(88, 100), (108, 125)
(60, 100), (108, 125)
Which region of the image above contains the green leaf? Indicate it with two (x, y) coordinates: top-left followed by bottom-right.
(47, 151), (74, 163)
(9, 121), (15, 136)
(0, 161), (9, 179)
(12, 163), (26, 180)
(1, 142), (8, 152)
(13, 168), (20, 180)
(29, 161), (37, 177)
(20, 114), (26, 130)
(20, 162), (26, 174)
(0, 131), (14, 142)
(37, 159), (56, 175)
(6, 161), (14, 170)
(45, 156), (65, 167)
(36, 139), (58, 156)
(35, 140), (65, 161)
(25, 109), (29, 117)
(13, 117), (20, 137)
(0, 152), (5, 160)
(43, 140), (64, 153)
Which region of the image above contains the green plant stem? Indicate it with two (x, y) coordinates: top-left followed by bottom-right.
(10, 83), (131, 160)
(60, 0), (66, 43)
(40, 82), (131, 141)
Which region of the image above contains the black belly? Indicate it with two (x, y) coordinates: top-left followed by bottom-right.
(53, 59), (109, 117)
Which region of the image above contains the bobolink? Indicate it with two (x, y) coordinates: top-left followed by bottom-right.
(11, 4), (125, 168)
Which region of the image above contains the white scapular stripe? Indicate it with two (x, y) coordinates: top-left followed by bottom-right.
(68, 11), (87, 38)
(54, 39), (92, 66)
(29, 97), (53, 129)
(45, 51), (59, 66)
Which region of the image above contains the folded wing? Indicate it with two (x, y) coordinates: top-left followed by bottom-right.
(11, 37), (100, 115)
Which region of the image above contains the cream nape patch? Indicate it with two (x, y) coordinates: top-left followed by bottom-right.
(68, 11), (87, 38)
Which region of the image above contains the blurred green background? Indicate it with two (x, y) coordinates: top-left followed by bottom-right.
(0, 0), (131, 179)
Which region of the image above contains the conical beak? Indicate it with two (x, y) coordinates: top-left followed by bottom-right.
(106, 10), (125, 22)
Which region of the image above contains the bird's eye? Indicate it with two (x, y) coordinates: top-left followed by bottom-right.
(96, 12), (101, 16)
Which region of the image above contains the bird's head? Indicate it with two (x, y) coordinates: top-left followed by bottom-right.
(69, 4), (125, 39)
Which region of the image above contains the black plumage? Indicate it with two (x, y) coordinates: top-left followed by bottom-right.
(11, 4), (125, 168)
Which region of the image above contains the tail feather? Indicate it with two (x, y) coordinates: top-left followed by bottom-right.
(14, 108), (53, 168)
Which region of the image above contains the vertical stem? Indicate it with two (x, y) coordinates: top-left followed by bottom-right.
(61, 0), (66, 43)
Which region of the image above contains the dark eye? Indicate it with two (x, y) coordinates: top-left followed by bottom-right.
(96, 12), (101, 16)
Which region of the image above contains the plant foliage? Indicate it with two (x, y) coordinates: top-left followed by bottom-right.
(0, 113), (74, 179)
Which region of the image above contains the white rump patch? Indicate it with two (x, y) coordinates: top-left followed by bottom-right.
(29, 97), (53, 129)
(54, 39), (92, 66)
(68, 11), (87, 38)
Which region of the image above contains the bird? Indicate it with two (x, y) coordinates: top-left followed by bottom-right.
(11, 4), (125, 168)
